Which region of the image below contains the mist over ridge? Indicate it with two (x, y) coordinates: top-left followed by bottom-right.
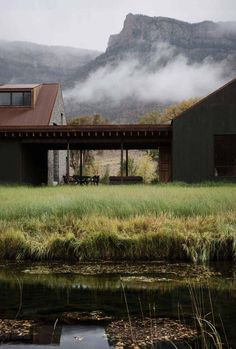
(64, 14), (236, 121)
(66, 42), (227, 106)
(1, 14), (236, 122)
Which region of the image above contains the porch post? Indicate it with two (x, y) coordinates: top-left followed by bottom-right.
(66, 142), (70, 183)
(159, 146), (172, 183)
(125, 149), (129, 177)
(121, 142), (124, 182)
(79, 149), (83, 177)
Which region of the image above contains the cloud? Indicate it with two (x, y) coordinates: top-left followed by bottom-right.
(65, 43), (228, 105)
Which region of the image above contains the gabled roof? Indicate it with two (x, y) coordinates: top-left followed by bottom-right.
(173, 77), (236, 122)
(0, 83), (59, 126)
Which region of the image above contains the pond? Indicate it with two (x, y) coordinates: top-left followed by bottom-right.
(0, 261), (235, 348)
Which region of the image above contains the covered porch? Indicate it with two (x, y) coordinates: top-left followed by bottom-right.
(0, 124), (172, 185)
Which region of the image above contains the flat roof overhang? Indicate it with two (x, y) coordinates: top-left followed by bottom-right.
(0, 124), (172, 150)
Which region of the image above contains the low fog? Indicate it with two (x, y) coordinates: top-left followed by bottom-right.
(65, 43), (228, 105)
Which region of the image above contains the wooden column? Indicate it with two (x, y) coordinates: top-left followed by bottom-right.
(121, 142), (124, 182)
(125, 149), (129, 177)
(159, 146), (172, 183)
(66, 142), (70, 183)
(79, 150), (83, 177)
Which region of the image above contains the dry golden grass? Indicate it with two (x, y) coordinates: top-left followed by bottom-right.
(0, 184), (235, 262)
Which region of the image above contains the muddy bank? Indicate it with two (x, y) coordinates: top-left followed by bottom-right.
(106, 317), (197, 348)
(0, 317), (197, 348)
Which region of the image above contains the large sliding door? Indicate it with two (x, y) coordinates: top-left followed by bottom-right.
(214, 135), (236, 179)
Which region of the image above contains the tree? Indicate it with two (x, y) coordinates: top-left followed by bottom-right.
(138, 98), (200, 124)
(84, 161), (100, 176)
(68, 114), (109, 125)
(160, 98), (200, 123)
(136, 154), (157, 183)
(101, 164), (110, 184)
(139, 111), (162, 124)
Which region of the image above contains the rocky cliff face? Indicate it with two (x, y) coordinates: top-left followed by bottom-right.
(66, 14), (236, 121)
(107, 14), (236, 59)
(1, 14), (236, 122)
(94, 13), (235, 75)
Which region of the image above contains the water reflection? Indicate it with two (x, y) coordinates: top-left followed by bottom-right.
(0, 325), (111, 349)
(0, 325), (198, 349)
(0, 262), (235, 348)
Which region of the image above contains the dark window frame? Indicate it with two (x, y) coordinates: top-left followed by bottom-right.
(0, 91), (32, 107)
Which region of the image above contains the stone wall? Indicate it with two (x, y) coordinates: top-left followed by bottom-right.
(48, 86), (67, 185)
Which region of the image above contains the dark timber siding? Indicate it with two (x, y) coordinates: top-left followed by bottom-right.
(0, 143), (48, 185)
(0, 142), (22, 183)
(172, 79), (236, 182)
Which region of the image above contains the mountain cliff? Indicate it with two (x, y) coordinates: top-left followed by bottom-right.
(1, 14), (236, 122)
(108, 14), (236, 60)
(66, 14), (236, 121)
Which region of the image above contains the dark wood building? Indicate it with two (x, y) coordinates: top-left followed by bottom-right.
(0, 83), (66, 185)
(172, 77), (236, 182)
(0, 78), (235, 184)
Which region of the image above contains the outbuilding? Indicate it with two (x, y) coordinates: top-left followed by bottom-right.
(172, 77), (236, 182)
(0, 83), (67, 184)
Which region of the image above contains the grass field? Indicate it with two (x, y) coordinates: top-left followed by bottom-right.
(0, 183), (236, 262)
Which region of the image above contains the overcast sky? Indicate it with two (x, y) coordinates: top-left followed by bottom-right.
(0, 0), (235, 51)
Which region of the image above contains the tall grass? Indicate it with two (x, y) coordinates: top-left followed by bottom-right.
(189, 284), (228, 349)
(0, 184), (235, 220)
(0, 213), (235, 262)
(0, 184), (235, 261)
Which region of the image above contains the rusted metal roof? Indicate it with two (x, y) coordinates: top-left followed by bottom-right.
(0, 83), (59, 126)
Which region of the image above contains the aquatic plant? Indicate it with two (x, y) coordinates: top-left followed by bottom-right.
(188, 284), (229, 349)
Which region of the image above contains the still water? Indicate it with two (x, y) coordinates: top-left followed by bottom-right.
(0, 261), (235, 348)
(0, 325), (110, 349)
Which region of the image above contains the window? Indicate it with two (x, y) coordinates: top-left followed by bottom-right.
(12, 92), (24, 106)
(23, 92), (31, 106)
(0, 91), (31, 106)
(0, 92), (11, 106)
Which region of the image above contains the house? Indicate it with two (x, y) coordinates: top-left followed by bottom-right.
(172, 77), (236, 182)
(0, 83), (67, 185)
(0, 77), (235, 185)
